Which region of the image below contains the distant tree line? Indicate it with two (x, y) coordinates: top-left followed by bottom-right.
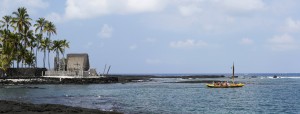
(0, 7), (69, 73)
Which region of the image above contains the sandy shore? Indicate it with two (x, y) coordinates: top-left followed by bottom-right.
(0, 100), (121, 114)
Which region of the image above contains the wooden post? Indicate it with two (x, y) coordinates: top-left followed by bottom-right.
(106, 65), (111, 75)
(102, 64), (107, 76)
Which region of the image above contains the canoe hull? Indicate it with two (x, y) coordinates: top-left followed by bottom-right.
(206, 83), (244, 88)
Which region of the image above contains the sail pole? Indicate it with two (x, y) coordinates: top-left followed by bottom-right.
(232, 62), (235, 84)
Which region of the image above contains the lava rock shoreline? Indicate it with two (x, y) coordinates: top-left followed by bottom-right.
(0, 100), (121, 114)
(0, 75), (225, 85)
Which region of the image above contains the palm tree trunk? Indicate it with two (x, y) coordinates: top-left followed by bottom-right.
(57, 50), (60, 71)
(43, 50), (46, 68)
(16, 45), (20, 68)
(62, 51), (65, 71)
(17, 59), (20, 68)
(30, 47), (33, 68)
(48, 34), (51, 70)
(35, 44), (38, 68)
(48, 50), (50, 70)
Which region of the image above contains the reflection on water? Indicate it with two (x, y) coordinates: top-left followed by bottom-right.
(1, 75), (300, 113)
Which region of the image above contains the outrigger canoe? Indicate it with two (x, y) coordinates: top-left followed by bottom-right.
(206, 63), (245, 88)
(206, 83), (244, 88)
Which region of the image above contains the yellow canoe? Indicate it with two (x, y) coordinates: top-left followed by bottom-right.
(206, 83), (244, 88)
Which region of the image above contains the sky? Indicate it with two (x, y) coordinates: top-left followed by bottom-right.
(1, 0), (300, 74)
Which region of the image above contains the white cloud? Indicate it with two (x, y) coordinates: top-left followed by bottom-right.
(145, 38), (157, 43)
(282, 18), (300, 32)
(240, 38), (254, 45)
(141, 0), (267, 35)
(21, 0), (49, 9)
(64, 0), (109, 20)
(267, 34), (298, 51)
(175, 0), (265, 15)
(124, 0), (165, 14)
(145, 59), (161, 65)
(214, 0), (265, 12)
(64, 0), (166, 20)
(178, 5), (202, 16)
(45, 12), (63, 23)
(98, 24), (113, 38)
(129, 45), (137, 50)
(170, 39), (208, 48)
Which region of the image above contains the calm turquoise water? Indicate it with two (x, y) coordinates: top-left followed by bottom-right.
(1, 74), (300, 114)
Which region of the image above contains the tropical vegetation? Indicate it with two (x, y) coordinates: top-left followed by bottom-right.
(0, 7), (69, 74)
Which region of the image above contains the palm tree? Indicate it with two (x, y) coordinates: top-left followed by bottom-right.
(0, 54), (13, 76)
(44, 21), (56, 70)
(34, 18), (46, 67)
(60, 39), (69, 71)
(0, 32), (12, 74)
(27, 30), (36, 53)
(47, 38), (52, 69)
(0, 7), (70, 71)
(34, 34), (42, 67)
(19, 44), (27, 67)
(39, 38), (50, 68)
(0, 15), (12, 31)
(52, 40), (63, 71)
(17, 27), (34, 67)
(24, 28), (33, 49)
(34, 18), (46, 34)
(44, 21), (56, 40)
(7, 32), (20, 68)
(12, 7), (31, 35)
(5, 30), (21, 68)
(0, 16), (12, 53)
(27, 31), (37, 67)
(11, 7), (32, 68)
(0, 30), (4, 50)
(61, 39), (69, 58)
(24, 50), (35, 68)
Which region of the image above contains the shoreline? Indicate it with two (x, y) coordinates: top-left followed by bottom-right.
(0, 100), (121, 114)
(0, 77), (119, 85)
(0, 75), (225, 85)
(107, 74), (225, 78)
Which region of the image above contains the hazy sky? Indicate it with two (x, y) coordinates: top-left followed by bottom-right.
(1, 0), (300, 74)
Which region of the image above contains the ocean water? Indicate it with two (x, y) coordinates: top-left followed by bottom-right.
(1, 73), (300, 114)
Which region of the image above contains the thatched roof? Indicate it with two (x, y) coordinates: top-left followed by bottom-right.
(66, 53), (90, 71)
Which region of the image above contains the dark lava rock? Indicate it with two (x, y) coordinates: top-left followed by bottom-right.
(0, 100), (122, 114)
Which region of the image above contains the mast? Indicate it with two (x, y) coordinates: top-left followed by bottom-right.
(232, 62), (235, 83)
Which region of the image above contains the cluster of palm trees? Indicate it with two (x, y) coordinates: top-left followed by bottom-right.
(0, 7), (69, 72)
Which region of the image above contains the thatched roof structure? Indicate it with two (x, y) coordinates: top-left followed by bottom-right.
(66, 53), (90, 71)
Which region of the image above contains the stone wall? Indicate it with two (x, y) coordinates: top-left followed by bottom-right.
(1, 68), (47, 77)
